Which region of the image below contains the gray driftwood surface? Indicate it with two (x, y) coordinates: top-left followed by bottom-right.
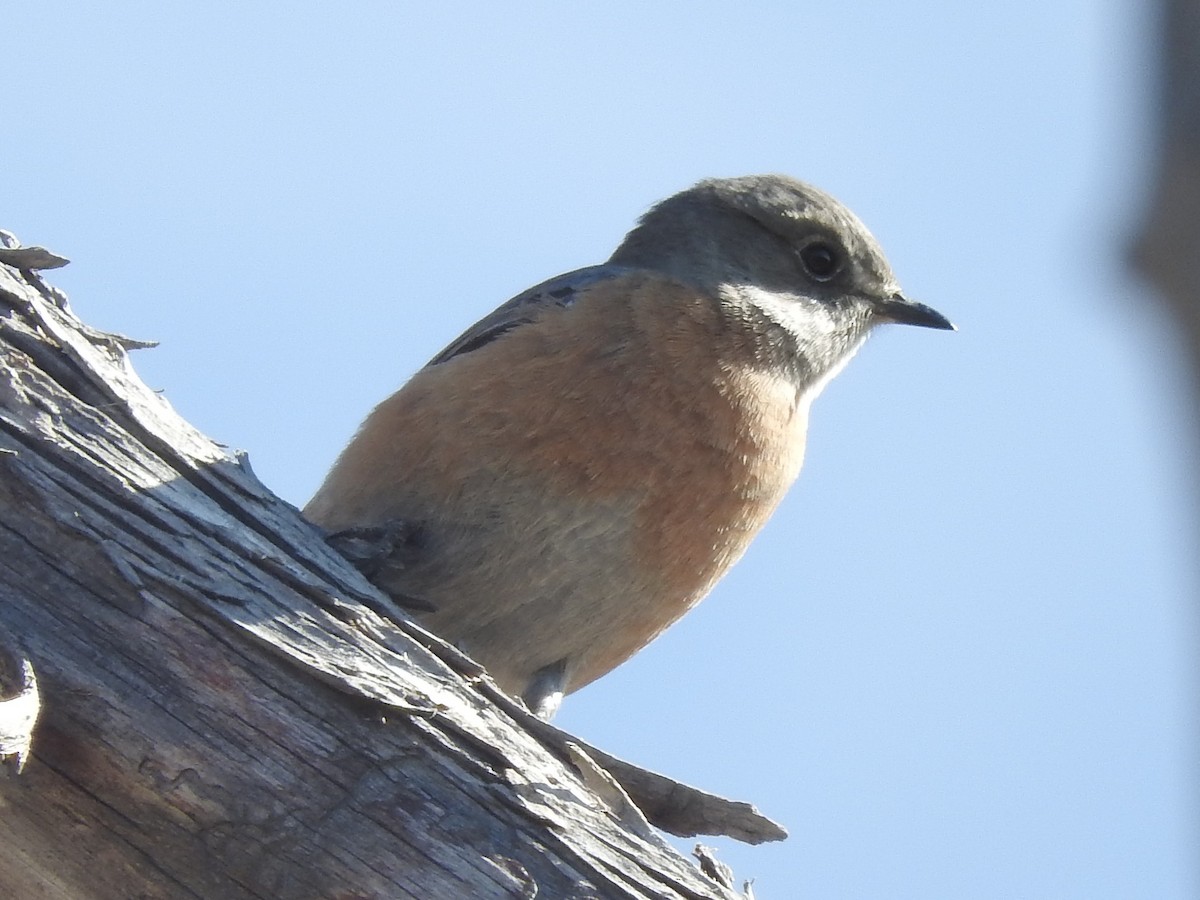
(0, 239), (783, 899)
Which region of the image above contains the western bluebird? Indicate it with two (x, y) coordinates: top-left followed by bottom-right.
(305, 175), (953, 718)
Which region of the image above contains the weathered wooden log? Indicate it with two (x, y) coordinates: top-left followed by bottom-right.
(0, 238), (781, 899)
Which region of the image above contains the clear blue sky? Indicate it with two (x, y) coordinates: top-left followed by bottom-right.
(7, 3), (1196, 897)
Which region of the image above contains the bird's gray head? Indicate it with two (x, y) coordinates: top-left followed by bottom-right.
(609, 174), (953, 383)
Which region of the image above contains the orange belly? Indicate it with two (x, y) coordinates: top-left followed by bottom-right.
(305, 274), (810, 695)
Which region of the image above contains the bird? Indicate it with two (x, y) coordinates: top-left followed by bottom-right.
(304, 174), (953, 718)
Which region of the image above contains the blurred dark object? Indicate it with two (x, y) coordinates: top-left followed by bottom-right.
(1132, 0), (1200, 388)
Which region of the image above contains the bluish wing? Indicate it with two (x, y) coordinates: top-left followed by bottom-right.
(425, 264), (634, 367)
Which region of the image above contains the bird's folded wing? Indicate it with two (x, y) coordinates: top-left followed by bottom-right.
(426, 264), (636, 367)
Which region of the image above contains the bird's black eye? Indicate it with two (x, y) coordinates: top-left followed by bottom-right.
(799, 241), (842, 282)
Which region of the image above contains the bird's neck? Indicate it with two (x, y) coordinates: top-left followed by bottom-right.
(714, 283), (872, 401)
(609, 199), (775, 290)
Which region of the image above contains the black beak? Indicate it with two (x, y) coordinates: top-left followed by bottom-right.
(874, 293), (956, 331)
